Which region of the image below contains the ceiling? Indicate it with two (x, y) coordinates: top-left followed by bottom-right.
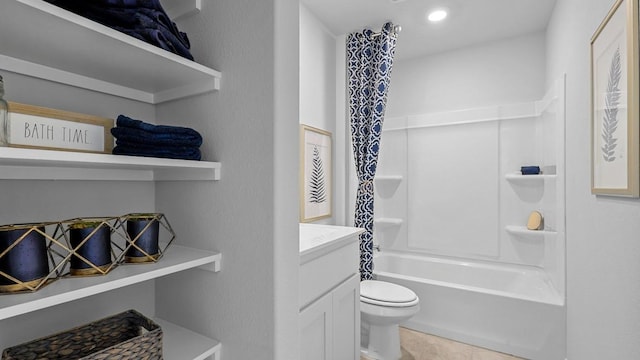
(300, 0), (558, 60)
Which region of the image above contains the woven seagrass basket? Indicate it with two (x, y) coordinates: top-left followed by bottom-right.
(2, 310), (162, 360)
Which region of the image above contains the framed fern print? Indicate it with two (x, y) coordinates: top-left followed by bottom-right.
(591, 0), (640, 197)
(300, 124), (332, 222)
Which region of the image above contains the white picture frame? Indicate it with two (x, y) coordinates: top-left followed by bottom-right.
(591, 0), (640, 196)
(300, 124), (332, 222)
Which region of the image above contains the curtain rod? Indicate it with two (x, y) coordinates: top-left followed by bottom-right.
(370, 25), (402, 38)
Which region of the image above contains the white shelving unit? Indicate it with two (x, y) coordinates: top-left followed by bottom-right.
(505, 225), (556, 240)
(0, 147), (221, 181)
(0, 246), (221, 321)
(375, 175), (403, 183)
(0, 0), (221, 104)
(0, 2), (223, 359)
(505, 172), (557, 183)
(374, 218), (403, 229)
(505, 170), (557, 242)
(159, 318), (221, 360)
(0, 246), (220, 359)
(163, 0), (202, 21)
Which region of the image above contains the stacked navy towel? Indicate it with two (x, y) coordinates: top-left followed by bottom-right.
(44, 0), (193, 60)
(111, 115), (203, 161)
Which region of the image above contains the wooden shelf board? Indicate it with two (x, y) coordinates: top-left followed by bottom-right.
(0, 147), (220, 181)
(375, 175), (403, 181)
(0, 245), (221, 321)
(505, 225), (556, 239)
(374, 218), (403, 229)
(157, 318), (221, 360)
(505, 173), (557, 182)
(0, 0), (221, 104)
(163, 0), (202, 21)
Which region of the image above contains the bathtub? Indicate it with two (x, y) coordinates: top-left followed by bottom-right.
(373, 251), (565, 360)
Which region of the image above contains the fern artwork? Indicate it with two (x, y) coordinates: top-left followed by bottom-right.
(590, 0), (640, 196)
(601, 46), (622, 162)
(309, 145), (327, 203)
(301, 125), (332, 221)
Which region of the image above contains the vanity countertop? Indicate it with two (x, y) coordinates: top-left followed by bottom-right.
(299, 223), (364, 264)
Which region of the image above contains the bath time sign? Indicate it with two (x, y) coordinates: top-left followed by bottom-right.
(8, 102), (113, 153)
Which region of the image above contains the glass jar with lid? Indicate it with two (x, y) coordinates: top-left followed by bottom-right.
(0, 75), (8, 146)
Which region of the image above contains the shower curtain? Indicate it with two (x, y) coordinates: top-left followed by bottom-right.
(347, 22), (397, 280)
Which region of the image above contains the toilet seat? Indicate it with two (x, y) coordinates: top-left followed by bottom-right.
(360, 280), (419, 307)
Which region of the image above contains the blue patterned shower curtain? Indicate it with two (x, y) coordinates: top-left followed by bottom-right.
(347, 22), (397, 280)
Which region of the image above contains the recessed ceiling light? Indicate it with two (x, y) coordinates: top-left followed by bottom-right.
(427, 9), (448, 22)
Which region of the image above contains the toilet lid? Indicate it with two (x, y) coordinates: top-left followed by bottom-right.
(360, 280), (419, 307)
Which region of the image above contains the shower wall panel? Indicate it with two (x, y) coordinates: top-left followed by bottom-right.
(406, 121), (500, 257)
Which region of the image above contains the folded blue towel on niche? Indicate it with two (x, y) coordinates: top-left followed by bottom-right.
(111, 115), (203, 147)
(521, 166), (541, 175)
(113, 143), (201, 161)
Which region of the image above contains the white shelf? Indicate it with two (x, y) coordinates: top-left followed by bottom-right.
(0, 147), (221, 181)
(374, 218), (403, 229)
(505, 225), (556, 240)
(0, 245), (221, 321)
(375, 175), (403, 182)
(157, 318), (221, 360)
(163, 0), (202, 21)
(505, 172), (557, 183)
(0, 0), (221, 104)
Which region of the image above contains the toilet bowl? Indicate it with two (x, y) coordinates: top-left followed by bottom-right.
(360, 280), (420, 360)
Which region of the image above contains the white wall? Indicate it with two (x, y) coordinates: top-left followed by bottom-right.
(386, 32), (546, 117)
(300, 5), (345, 225)
(300, 5), (336, 134)
(546, 0), (640, 358)
(154, 1), (300, 359)
(373, 32), (549, 258)
(376, 100), (564, 270)
(366, 33), (549, 255)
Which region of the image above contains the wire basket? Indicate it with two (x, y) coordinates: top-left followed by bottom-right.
(1, 310), (162, 360)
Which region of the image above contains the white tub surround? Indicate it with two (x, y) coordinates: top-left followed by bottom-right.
(299, 224), (364, 360)
(372, 78), (566, 360)
(374, 251), (565, 360)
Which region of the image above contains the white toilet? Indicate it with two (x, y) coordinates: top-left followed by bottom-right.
(360, 280), (420, 360)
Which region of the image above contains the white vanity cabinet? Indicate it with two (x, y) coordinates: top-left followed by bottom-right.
(299, 224), (364, 360)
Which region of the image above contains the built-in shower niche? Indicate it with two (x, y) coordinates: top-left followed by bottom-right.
(374, 77), (565, 298)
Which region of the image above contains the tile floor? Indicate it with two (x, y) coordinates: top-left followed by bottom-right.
(362, 327), (524, 360)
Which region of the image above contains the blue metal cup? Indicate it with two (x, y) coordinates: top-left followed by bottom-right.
(125, 215), (159, 263)
(70, 223), (112, 276)
(0, 224), (49, 292)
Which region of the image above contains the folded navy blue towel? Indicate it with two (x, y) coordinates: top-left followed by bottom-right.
(113, 143), (201, 161)
(43, 0), (193, 60)
(521, 166), (541, 175)
(114, 26), (193, 60)
(111, 115), (203, 147)
(45, 0), (164, 11)
(81, 6), (190, 50)
(86, 0), (164, 10)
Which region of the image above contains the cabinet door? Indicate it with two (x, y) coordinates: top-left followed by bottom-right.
(300, 291), (333, 360)
(332, 274), (360, 360)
